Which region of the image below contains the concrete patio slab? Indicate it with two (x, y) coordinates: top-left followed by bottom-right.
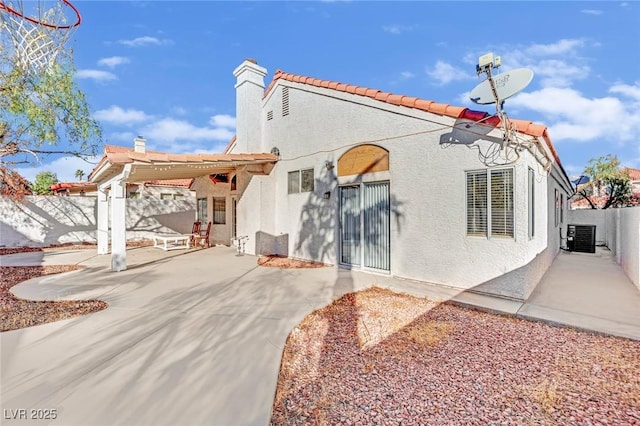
(2, 244), (639, 425)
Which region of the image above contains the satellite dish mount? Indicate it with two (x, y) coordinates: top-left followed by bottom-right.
(469, 53), (534, 151)
(475, 53), (510, 146)
(462, 53), (552, 170)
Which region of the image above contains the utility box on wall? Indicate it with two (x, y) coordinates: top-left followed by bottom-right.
(567, 224), (596, 254)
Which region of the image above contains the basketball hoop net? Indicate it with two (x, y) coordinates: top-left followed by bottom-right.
(0, 0), (81, 74)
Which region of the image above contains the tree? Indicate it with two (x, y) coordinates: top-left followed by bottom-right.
(577, 154), (632, 209)
(31, 170), (58, 195)
(75, 169), (84, 181)
(0, 6), (102, 196)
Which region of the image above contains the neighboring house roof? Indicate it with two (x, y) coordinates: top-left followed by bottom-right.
(51, 182), (97, 192)
(571, 193), (640, 209)
(571, 195), (606, 209)
(623, 167), (640, 181)
(263, 69), (564, 174)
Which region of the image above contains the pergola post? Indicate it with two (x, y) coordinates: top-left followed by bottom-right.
(110, 178), (127, 272)
(97, 186), (109, 255)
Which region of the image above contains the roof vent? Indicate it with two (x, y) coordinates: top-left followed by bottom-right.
(282, 86), (289, 117)
(267, 110), (274, 121)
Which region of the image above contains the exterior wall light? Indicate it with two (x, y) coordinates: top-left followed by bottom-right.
(323, 191), (331, 200)
(325, 161), (334, 171)
(270, 147), (281, 160)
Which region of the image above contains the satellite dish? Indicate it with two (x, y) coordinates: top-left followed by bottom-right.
(469, 68), (534, 105)
(571, 175), (590, 186)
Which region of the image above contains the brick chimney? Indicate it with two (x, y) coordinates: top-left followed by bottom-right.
(134, 136), (146, 153)
(232, 59), (267, 153)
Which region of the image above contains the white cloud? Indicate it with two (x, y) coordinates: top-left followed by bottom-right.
(209, 114), (236, 128)
(581, 9), (603, 15)
(562, 164), (585, 176)
(15, 156), (100, 184)
(400, 71), (415, 80)
(609, 83), (640, 101)
(140, 118), (235, 147)
(98, 56), (130, 68)
(427, 61), (474, 86)
(118, 36), (171, 47)
(75, 69), (117, 81)
(524, 39), (585, 57)
(461, 38), (592, 89)
(94, 106), (153, 126)
(508, 86), (640, 143)
(531, 59), (590, 88)
(108, 131), (137, 142)
(172, 107), (188, 116)
(382, 24), (415, 34)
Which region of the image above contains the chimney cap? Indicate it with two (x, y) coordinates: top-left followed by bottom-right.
(245, 58), (257, 64)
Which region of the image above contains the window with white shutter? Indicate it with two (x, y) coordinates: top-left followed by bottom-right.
(466, 168), (514, 238)
(466, 171), (488, 236)
(491, 169), (514, 237)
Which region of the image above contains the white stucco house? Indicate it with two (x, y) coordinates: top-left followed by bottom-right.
(90, 59), (573, 301)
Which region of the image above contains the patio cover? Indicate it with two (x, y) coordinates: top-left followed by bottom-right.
(89, 141), (277, 271)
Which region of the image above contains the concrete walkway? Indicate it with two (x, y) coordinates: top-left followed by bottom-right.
(1, 246), (639, 426)
(520, 247), (640, 340)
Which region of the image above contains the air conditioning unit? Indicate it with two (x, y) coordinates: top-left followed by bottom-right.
(567, 224), (596, 253)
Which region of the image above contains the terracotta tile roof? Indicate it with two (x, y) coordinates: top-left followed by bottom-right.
(572, 193), (640, 208)
(51, 182), (97, 191)
(624, 167), (640, 181)
(264, 69), (563, 172)
(143, 179), (194, 188)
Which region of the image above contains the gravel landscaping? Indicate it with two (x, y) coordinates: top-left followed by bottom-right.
(1, 265), (108, 332)
(271, 287), (640, 425)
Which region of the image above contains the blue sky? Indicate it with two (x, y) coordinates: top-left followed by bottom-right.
(14, 0), (640, 182)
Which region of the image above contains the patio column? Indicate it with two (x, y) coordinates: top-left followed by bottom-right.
(97, 187), (109, 255)
(110, 179), (127, 271)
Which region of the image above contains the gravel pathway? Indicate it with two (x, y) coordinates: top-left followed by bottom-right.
(271, 287), (640, 425)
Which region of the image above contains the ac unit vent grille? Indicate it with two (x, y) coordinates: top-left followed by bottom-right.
(567, 224), (596, 253)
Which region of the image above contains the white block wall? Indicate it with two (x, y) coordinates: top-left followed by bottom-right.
(568, 206), (640, 290)
(617, 207), (640, 289)
(567, 208), (607, 246)
(0, 196), (195, 247)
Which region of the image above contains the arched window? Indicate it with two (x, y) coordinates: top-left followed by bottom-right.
(338, 145), (389, 177)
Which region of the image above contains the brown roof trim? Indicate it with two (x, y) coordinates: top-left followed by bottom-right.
(223, 135), (237, 154)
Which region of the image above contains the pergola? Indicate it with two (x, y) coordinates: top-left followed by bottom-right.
(89, 138), (277, 271)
